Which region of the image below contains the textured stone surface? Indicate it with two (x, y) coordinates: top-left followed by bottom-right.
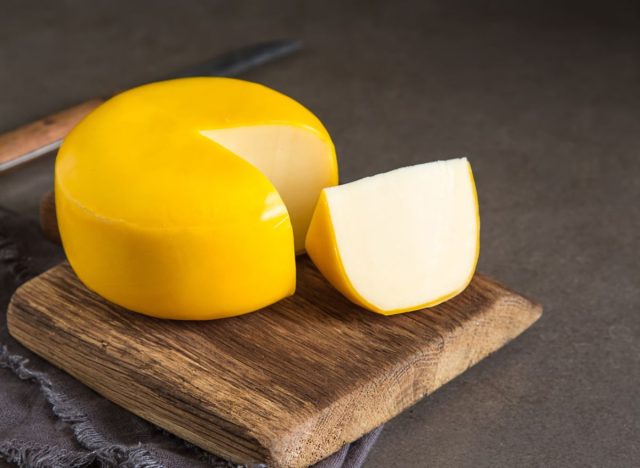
(1, 1), (639, 466)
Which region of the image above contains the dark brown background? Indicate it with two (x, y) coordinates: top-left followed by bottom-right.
(1, 1), (639, 466)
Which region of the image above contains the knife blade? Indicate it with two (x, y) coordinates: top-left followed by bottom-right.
(0, 39), (302, 173)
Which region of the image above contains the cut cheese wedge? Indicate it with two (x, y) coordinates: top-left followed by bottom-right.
(305, 158), (479, 315)
(55, 77), (337, 320)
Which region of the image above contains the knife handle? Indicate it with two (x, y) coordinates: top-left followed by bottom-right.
(40, 190), (60, 244)
(0, 99), (104, 171)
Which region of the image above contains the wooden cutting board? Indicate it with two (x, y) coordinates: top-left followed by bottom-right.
(7, 258), (541, 467)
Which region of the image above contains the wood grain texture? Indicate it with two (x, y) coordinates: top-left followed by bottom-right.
(0, 99), (103, 169)
(8, 261), (541, 467)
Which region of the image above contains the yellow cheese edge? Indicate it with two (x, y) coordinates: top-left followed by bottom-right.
(56, 183), (297, 320)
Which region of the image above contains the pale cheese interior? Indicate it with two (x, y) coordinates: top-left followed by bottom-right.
(324, 158), (478, 311)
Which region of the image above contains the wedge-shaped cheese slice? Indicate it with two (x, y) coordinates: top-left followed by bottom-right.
(305, 158), (479, 315)
(56, 77), (337, 319)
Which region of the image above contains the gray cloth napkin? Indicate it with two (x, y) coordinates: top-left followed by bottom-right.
(0, 207), (382, 468)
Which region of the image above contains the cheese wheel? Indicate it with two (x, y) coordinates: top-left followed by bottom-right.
(55, 77), (338, 319)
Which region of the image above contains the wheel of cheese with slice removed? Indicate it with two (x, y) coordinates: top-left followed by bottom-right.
(55, 77), (338, 319)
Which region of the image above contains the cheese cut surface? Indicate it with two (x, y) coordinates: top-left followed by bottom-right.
(55, 77), (337, 319)
(201, 125), (335, 252)
(305, 158), (479, 315)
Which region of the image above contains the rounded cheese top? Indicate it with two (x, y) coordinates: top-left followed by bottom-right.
(56, 77), (336, 230)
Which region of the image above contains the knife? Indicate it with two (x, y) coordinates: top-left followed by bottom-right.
(0, 39), (302, 172)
